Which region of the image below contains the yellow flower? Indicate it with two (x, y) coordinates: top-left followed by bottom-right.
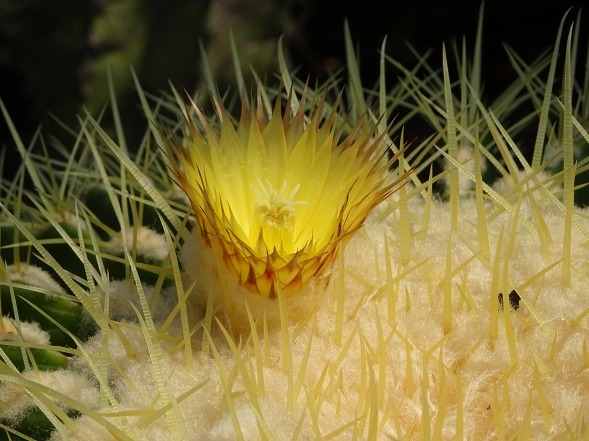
(166, 90), (409, 299)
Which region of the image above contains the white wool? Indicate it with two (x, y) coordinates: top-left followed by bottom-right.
(106, 279), (177, 322)
(0, 370), (99, 422)
(47, 193), (589, 440)
(1, 316), (50, 345)
(107, 227), (169, 261)
(2, 264), (63, 292)
(441, 145), (486, 197)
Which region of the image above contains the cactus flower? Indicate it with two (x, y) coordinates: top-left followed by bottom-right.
(166, 90), (409, 298)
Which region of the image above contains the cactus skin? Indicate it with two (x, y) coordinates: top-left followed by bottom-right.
(0, 224), (30, 266)
(1, 221), (97, 292)
(33, 222), (95, 291)
(0, 408), (80, 441)
(0, 345), (69, 372)
(0, 284), (89, 348)
(83, 184), (179, 288)
(102, 252), (172, 288)
(83, 184), (182, 236)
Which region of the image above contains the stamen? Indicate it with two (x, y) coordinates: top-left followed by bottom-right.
(251, 180), (308, 229)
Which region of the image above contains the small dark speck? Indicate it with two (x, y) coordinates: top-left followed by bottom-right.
(498, 290), (521, 311)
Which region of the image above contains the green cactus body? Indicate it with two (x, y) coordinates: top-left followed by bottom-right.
(0, 223), (32, 266)
(0, 408), (80, 441)
(0, 345), (69, 372)
(0, 283), (86, 348)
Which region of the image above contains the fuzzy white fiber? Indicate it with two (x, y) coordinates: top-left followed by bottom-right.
(106, 226), (170, 262)
(0, 370), (99, 423)
(48, 183), (589, 440)
(0, 316), (50, 345)
(3, 264), (64, 293)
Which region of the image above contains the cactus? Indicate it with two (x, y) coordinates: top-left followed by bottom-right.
(0, 317), (72, 441)
(0, 7), (589, 440)
(0, 281), (87, 348)
(0, 408), (80, 441)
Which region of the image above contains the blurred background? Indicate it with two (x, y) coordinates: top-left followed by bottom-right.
(0, 0), (586, 184)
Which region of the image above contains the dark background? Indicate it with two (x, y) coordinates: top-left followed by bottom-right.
(0, 0), (586, 185)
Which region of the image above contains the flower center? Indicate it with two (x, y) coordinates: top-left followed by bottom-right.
(251, 179), (308, 243)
